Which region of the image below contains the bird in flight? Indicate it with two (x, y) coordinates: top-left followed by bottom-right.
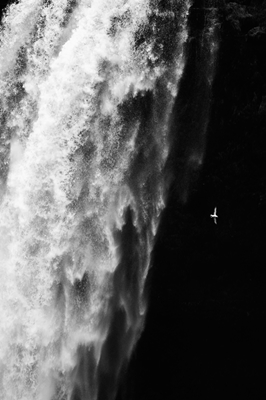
(210, 207), (218, 224)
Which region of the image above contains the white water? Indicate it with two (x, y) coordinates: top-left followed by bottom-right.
(0, 1), (190, 399)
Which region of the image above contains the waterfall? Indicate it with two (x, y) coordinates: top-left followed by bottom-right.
(0, 1), (191, 399)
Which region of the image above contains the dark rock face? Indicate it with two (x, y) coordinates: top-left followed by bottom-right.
(117, 1), (266, 399)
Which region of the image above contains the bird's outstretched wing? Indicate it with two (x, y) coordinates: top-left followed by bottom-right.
(210, 207), (218, 224)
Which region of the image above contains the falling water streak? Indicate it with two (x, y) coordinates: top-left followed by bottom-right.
(171, 0), (219, 204)
(187, 1), (219, 168)
(0, 1), (190, 399)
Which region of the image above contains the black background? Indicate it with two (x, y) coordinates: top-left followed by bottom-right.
(118, 1), (266, 399)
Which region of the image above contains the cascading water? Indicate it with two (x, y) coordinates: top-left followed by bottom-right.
(0, 1), (191, 399)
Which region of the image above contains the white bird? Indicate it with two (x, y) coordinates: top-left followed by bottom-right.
(210, 207), (218, 224)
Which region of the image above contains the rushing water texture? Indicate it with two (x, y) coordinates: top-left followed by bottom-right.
(0, 1), (190, 399)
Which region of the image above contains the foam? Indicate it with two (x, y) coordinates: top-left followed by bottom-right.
(0, 0), (190, 398)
